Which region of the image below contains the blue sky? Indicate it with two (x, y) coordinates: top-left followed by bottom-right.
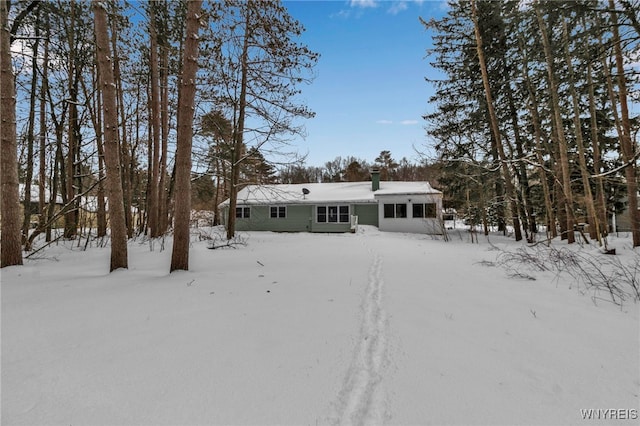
(283, 0), (448, 167)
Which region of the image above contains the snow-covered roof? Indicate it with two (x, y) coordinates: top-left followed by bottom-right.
(19, 183), (63, 204)
(220, 181), (442, 206)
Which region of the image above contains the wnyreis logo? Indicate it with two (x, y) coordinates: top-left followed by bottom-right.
(580, 409), (638, 420)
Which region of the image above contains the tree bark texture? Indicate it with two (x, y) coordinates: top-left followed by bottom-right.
(159, 42), (170, 234)
(170, 0), (202, 272)
(22, 22), (39, 245)
(64, 1), (80, 240)
(111, 15), (133, 238)
(1, 0), (24, 267)
(148, 2), (161, 238)
(37, 16), (49, 238)
(93, 0), (128, 271)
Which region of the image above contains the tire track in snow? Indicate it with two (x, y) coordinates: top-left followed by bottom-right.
(336, 252), (388, 426)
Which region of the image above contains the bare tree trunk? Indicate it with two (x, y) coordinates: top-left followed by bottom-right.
(148, 2), (161, 238)
(562, 19), (599, 244)
(524, 80), (555, 238)
(505, 85), (534, 241)
(226, 144), (241, 239)
(64, 4), (76, 239)
(170, 0), (202, 272)
(64, 0), (81, 240)
(159, 41), (170, 233)
(518, 32), (555, 238)
(22, 22), (39, 245)
(95, 74), (107, 238)
(33, 17), (49, 250)
(111, 14), (132, 238)
(133, 88), (143, 235)
(93, 0), (128, 271)
(609, 0), (640, 247)
(46, 142), (62, 242)
(587, 58), (607, 237)
(535, 3), (575, 243)
(82, 55), (107, 238)
(218, 145), (230, 226)
(227, 9), (252, 240)
(555, 167), (567, 238)
(213, 153), (222, 225)
(45, 62), (69, 241)
(1, 0), (23, 267)
(470, 0), (522, 241)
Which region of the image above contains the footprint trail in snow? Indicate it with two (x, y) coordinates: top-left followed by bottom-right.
(336, 252), (389, 426)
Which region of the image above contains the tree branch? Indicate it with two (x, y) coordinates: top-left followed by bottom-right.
(9, 0), (40, 44)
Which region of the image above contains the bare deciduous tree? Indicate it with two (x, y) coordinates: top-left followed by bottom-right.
(208, 0), (318, 239)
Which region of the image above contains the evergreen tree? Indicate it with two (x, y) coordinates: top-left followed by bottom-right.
(423, 0), (638, 242)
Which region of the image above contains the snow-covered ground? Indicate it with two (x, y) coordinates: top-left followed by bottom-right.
(2, 226), (639, 425)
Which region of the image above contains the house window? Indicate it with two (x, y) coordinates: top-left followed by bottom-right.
(339, 206), (349, 222)
(413, 203), (437, 218)
(236, 207), (250, 218)
(317, 206), (326, 222)
(425, 203), (437, 218)
(412, 203), (424, 218)
(270, 206), (286, 218)
(384, 204), (395, 218)
(396, 203), (407, 218)
(328, 206), (338, 222)
(317, 205), (350, 223)
(384, 203), (407, 218)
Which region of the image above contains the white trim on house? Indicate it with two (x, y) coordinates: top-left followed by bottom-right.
(375, 192), (443, 233)
(220, 181), (441, 206)
(315, 204), (351, 224)
(220, 181), (444, 234)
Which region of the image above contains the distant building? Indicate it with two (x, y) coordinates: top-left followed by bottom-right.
(611, 193), (639, 233)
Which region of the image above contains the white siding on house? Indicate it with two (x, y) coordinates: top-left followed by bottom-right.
(376, 193), (443, 234)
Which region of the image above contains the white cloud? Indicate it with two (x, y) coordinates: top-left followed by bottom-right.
(350, 0), (378, 9)
(331, 9), (352, 19)
(387, 1), (408, 15)
(332, 0), (380, 19)
(376, 119), (420, 125)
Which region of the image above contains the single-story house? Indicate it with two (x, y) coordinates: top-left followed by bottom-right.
(18, 183), (65, 228)
(219, 170), (444, 234)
